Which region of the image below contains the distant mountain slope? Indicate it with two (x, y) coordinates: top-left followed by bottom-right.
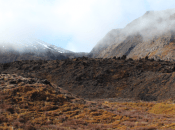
(0, 39), (72, 53)
(90, 9), (175, 61)
(0, 39), (88, 63)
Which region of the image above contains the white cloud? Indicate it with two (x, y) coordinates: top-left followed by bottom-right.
(52, 0), (124, 52)
(66, 42), (78, 52)
(0, 0), (125, 52)
(146, 0), (175, 11)
(0, 0), (175, 52)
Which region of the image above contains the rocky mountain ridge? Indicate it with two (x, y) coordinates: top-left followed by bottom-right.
(90, 9), (175, 61)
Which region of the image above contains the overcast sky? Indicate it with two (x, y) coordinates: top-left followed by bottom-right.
(0, 0), (175, 52)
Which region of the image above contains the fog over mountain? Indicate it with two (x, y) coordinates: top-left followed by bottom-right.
(3, 4), (175, 130)
(0, 38), (88, 63)
(2, 8), (175, 62)
(90, 8), (175, 61)
(0, 38), (72, 54)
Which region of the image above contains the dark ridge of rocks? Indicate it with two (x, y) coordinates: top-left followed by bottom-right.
(0, 49), (88, 63)
(0, 56), (175, 101)
(0, 51), (67, 63)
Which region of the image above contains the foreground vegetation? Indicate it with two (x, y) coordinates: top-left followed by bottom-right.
(1, 74), (175, 130)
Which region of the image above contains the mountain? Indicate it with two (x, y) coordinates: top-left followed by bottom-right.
(3, 9), (175, 130)
(90, 9), (175, 61)
(0, 39), (88, 63)
(0, 38), (72, 53)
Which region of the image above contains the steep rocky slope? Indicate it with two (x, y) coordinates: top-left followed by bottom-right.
(90, 9), (175, 61)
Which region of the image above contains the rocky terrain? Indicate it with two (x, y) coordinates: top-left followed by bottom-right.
(0, 56), (175, 101)
(2, 73), (175, 130)
(90, 9), (175, 61)
(0, 56), (175, 102)
(3, 8), (175, 129)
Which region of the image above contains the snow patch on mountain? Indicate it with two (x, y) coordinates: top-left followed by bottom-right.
(0, 38), (72, 54)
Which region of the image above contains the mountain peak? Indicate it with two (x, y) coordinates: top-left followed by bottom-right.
(90, 8), (175, 61)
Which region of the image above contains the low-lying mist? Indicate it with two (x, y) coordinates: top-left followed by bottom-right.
(124, 8), (175, 39)
(92, 8), (175, 55)
(1, 8), (175, 57)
